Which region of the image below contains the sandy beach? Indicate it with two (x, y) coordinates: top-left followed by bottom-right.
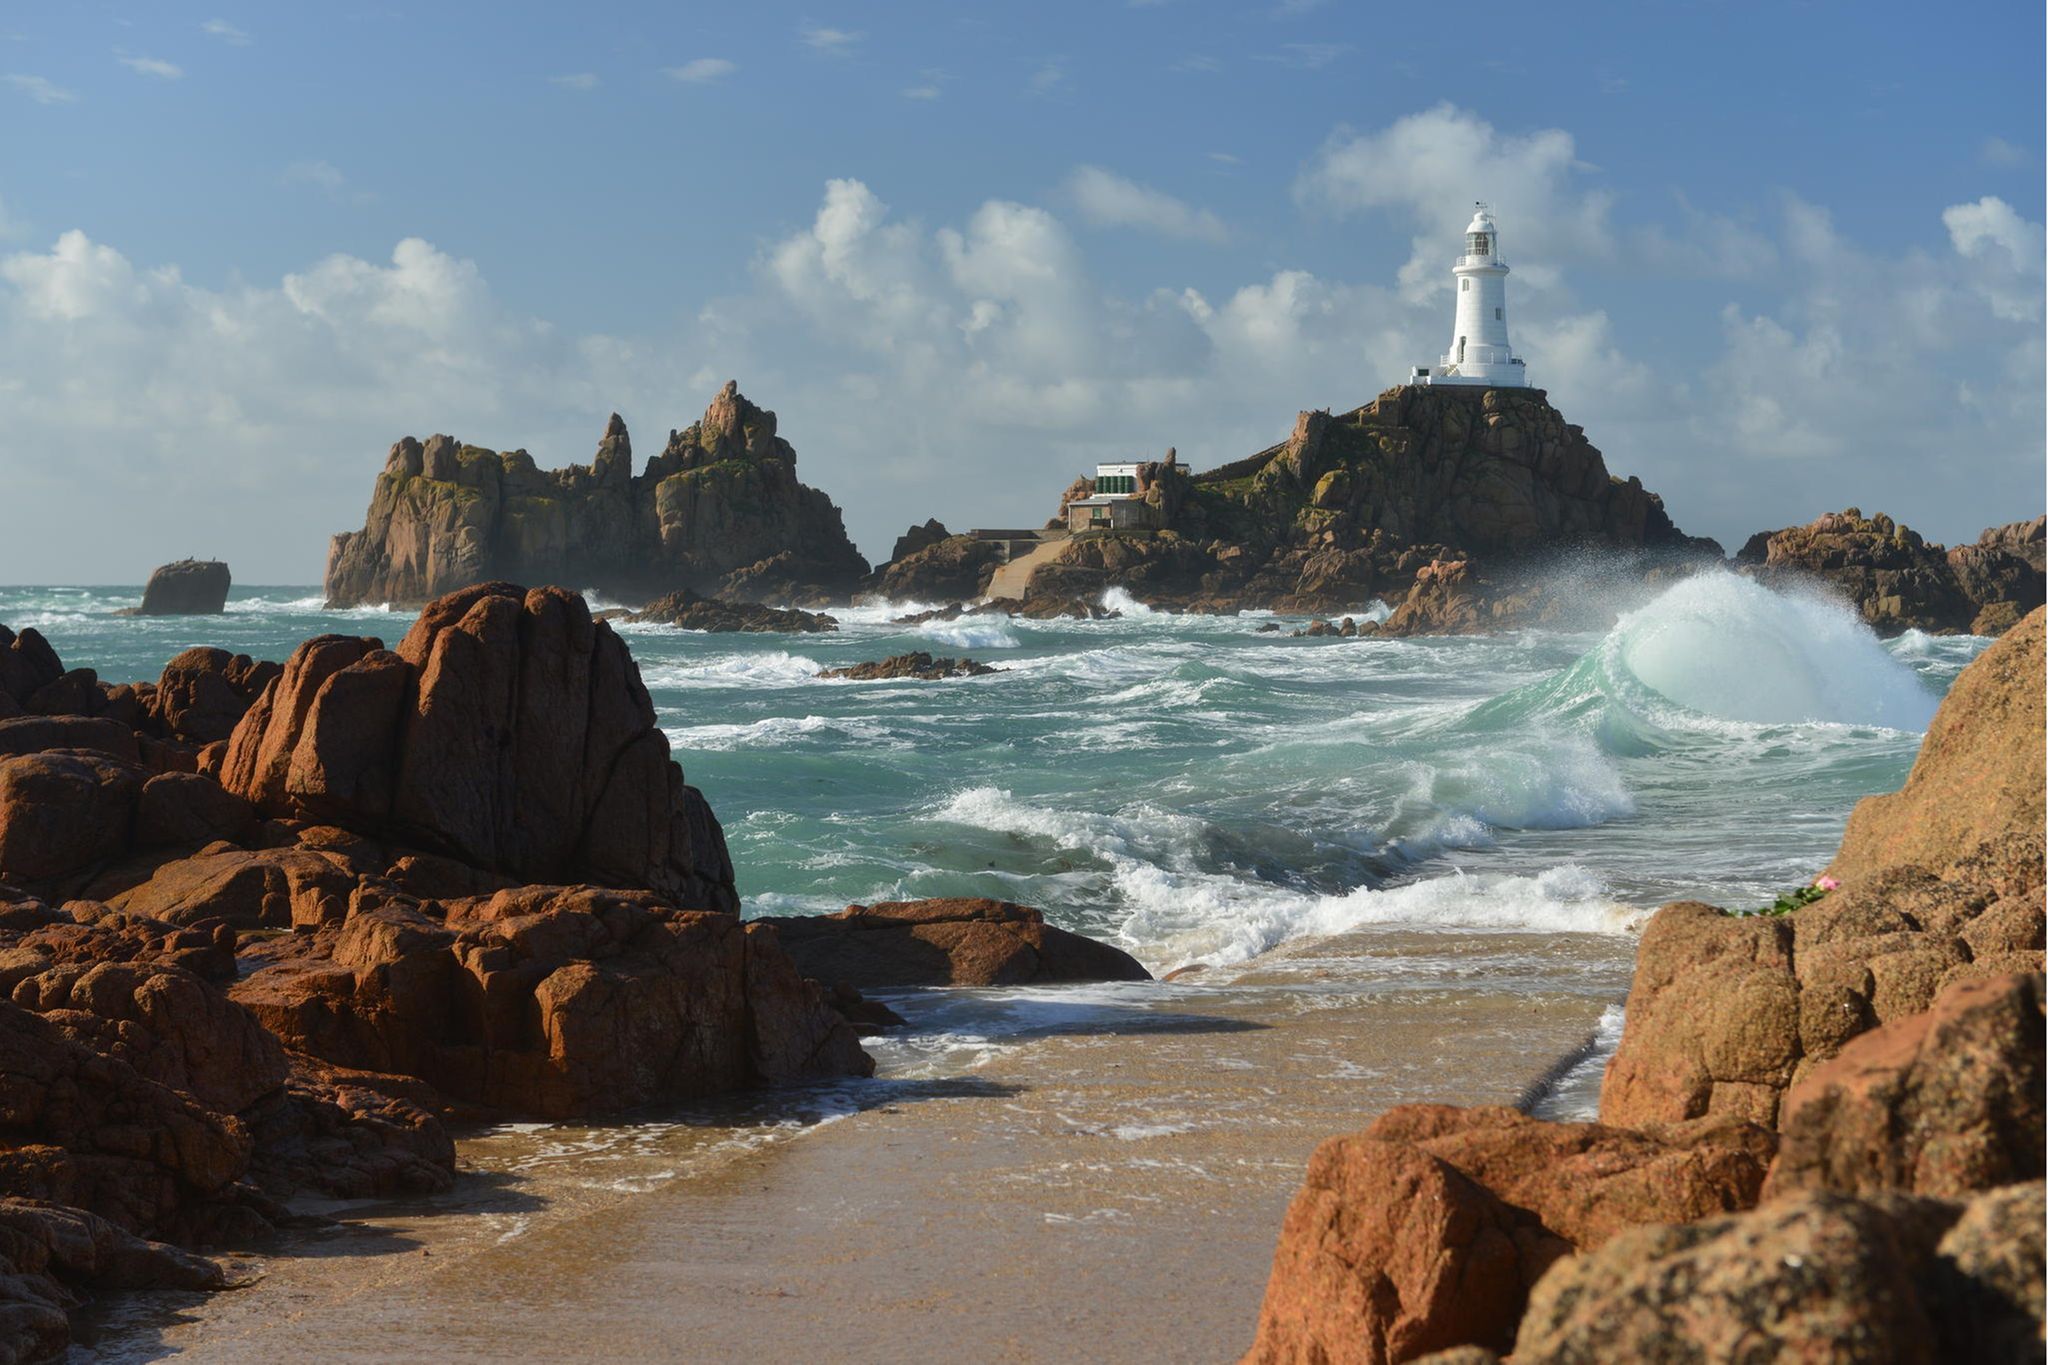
(84, 926), (1632, 1363)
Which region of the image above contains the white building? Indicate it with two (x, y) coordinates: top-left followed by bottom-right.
(1411, 205), (1530, 389)
(1065, 461), (1160, 533)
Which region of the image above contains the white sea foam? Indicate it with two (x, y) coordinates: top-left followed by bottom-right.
(665, 714), (909, 752)
(914, 619), (1023, 650)
(1099, 586), (1159, 618)
(638, 651), (825, 690)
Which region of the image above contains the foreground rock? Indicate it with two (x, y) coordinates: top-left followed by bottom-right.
(120, 560), (232, 616)
(218, 582), (739, 912)
(1245, 1106), (1774, 1364)
(818, 653), (998, 681)
(620, 590), (837, 634)
(759, 899), (1151, 990)
(1739, 508), (2044, 635)
(1495, 1186), (2046, 1364)
(324, 381), (868, 608)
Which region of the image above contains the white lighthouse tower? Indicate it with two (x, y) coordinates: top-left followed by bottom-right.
(1412, 204), (1529, 388)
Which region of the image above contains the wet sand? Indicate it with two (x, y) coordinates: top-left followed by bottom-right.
(84, 927), (1634, 1363)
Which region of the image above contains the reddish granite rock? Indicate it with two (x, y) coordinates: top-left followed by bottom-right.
(0, 627), (63, 714)
(0, 751), (143, 885)
(243, 1055), (455, 1200)
(0, 715), (140, 763)
(135, 772), (258, 850)
(1244, 1137), (1526, 1365)
(219, 584), (739, 913)
(106, 845), (361, 932)
(1243, 1105), (1775, 1364)
(149, 647), (281, 746)
(760, 898), (1152, 989)
(1504, 1184), (2045, 1364)
(0, 1001), (250, 1236)
(1766, 973), (2044, 1201)
(234, 887), (869, 1119)
(864, 534), (1004, 604)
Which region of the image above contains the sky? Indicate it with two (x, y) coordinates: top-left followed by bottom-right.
(0, 0), (2042, 584)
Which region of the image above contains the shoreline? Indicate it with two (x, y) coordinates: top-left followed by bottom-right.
(83, 926), (1632, 1362)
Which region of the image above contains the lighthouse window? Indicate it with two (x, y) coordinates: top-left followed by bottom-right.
(1460, 279), (1469, 292)
(1494, 307), (1502, 320)
(1467, 233), (1490, 255)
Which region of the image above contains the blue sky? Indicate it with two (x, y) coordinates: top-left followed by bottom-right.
(1, 1), (2041, 582)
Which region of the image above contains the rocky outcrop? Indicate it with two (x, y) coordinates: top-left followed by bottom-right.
(864, 534), (1005, 604)
(818, 653), (998, 681)
(887, 519), (953, 565)
(759, 899), (1151, 990)
(1018, 387), (1715, 618)
(1740, 509), (2044, 635)
(233, 887), (868, 1119)
(324, 382), (869, 609)
(620, 590), (838, 634)
(127, 560), (231, 616)
(218, 583), (739, 912)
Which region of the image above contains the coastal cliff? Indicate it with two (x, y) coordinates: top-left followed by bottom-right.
(958, 385), (1716, 616)
(324, 382), (869, 609)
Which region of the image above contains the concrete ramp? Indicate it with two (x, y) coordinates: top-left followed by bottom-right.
(982, 534), (1072, 602)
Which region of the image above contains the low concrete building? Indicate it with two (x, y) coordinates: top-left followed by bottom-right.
(1066, 462), (1163, 533)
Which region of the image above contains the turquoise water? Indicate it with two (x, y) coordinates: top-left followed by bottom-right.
(0, 572), (1982, 973)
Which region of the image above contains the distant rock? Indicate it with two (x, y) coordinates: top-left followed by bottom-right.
(758, 898), (1152, 990)
(818, 652), (998, 681)
(1014, 385), (1717, 619)
(888, 518), (953, 564)
(622, 589), (838, 634)
(324, 381), (869, 609)
(865, 533), (1004, 604)
(126, 560), (231, 616)
(1740, 508), (2044, 635)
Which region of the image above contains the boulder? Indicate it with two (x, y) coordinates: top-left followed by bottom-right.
(1766, 972), (2044, 1200)
(0, 751), (143, 885)
(149, 647), (280, 746)
(218, 584), (740, 912)
(1829, 606), (2045, 884)
(759, 899), (1152, 990)
(131, 560), (231, 616)
(0, 628), (62, 714)
(1243, 1105), (1775, 1364)
(817, 652), (998, 681)
(323, 382), (869, 609)
(242, 1055), (455, 1200)
(1506, 1187), (2044, 1363)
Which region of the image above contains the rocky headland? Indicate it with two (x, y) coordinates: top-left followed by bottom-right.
(1242, 607), (2046, 1362)
(324, 382), (868, 610)
(117, 560), (232, 617)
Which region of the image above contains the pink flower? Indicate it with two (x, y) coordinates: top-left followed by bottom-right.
(1815, 875), (1839, 892)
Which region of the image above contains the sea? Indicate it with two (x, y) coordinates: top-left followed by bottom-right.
(8, 569), (1989, 1358)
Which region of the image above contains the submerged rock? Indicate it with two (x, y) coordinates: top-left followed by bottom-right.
(818, 652), (998, 681)
(622, 590), (838, 634)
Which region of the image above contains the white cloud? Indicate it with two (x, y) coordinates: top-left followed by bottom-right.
(201, 19), (250, 45)
(1067, 166), (1228, 243)
(5, 74), (76, 104)
(664, 58), (734, 83)
(1028, 58), (1068, 96)
(1980, 135), (2028, 166)
(1296, 103), (1615, 300)
(902, 84), (941, 100)
(118, 54), (185, 80)
(801, 25), (862, 53)
(548, 72), (599, 91)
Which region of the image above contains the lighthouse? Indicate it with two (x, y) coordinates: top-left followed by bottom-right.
(1412, 204), (1530, 388)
